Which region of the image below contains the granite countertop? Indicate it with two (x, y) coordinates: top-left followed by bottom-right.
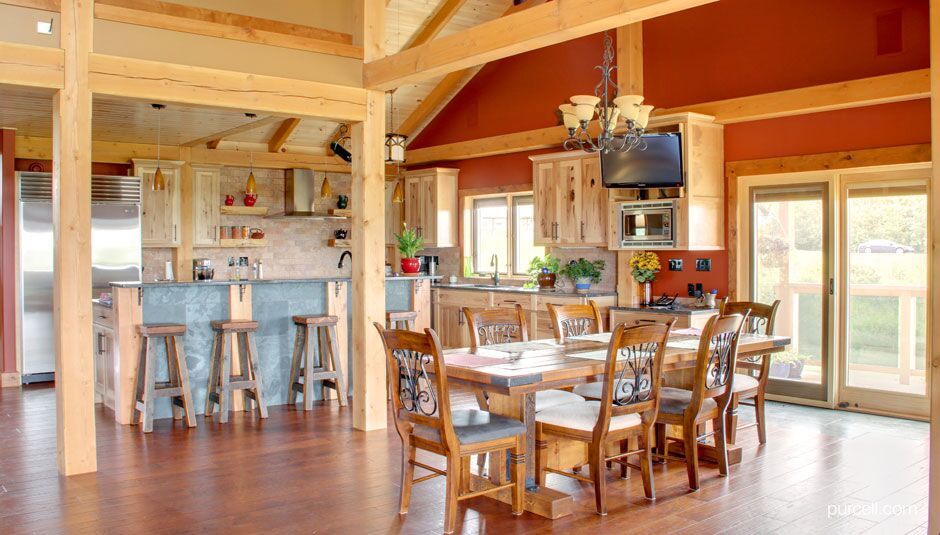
(110, 275), (441, 288)
(432, 283), (618, 298)
(92, 298), (112, 309)
(610, 304), (719, 316)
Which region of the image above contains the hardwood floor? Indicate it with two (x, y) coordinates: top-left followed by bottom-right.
(0, 384), (928, 534)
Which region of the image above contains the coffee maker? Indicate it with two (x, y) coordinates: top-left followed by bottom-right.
(417, 255), (439, 276)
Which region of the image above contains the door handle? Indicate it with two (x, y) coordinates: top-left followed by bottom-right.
(581, 221), (585, 240)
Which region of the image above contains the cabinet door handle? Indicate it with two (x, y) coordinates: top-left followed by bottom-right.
(173, 224), (177, 242)
(634, 319), (657, 325)
(96, 332), (105, 354)
(581, 221), (585, 240)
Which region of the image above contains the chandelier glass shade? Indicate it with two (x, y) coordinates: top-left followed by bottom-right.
(561, 33), (654, 154)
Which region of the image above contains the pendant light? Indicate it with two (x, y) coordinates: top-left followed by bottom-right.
(244, 113), (258, 195)
(320, 173), (332, 199)
(245, 151), (257, 195)
(151, 104), (166, 191)
(391, 162), (404, 203)
(384, 0), (407, 164)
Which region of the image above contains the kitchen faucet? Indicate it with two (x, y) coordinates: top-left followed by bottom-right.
(338, 251), (351, 269)
(490, 254), (500, 286)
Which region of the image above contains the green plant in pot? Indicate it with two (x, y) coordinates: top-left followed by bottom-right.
(395, 223), (424, 274)
(528, 253), (561, 289)
(559, 258), (605, 293)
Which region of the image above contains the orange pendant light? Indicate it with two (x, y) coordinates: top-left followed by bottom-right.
(245, 151), (257, 195)
(320, 175), (332, 199)
(151, 104), (166, 192)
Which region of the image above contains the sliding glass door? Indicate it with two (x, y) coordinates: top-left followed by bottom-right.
(839, 176), (929, 418)
(750, 185), (831, 401)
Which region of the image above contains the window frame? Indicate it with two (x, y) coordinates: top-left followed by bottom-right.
(464, 190), (541, 279)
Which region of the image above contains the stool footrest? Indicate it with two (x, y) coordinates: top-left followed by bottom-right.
(152, 387), (183, 398)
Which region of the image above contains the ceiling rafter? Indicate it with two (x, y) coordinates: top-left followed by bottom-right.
(268, 118), (302, 153)
(182, 115), (282, 148)
(397, 0), (547, 139)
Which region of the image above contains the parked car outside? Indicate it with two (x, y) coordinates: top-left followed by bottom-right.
(856, 240), (915, 254)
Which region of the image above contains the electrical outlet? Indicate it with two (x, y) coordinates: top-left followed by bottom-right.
(687, 283), (695, 297)
(695, 258), (712, 272)
(668, 259), (683, 271)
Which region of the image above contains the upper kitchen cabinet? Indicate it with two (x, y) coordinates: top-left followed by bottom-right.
(606, 112), (725, 251)
(402, 168), (458, 247)
(134, 159), (183, 248)
(191, 164), (222, 247)
(530, 151), (608, 247)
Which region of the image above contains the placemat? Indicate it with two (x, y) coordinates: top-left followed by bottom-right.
(567, 332), (613, 343)
(444, 353), (510, 368)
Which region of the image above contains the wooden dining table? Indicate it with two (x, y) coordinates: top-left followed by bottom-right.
(441, 330), (791, 519)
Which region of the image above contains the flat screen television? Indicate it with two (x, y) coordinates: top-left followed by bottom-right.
(600, 133), (683, 188)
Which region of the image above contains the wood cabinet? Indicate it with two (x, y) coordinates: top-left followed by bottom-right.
(608, 308), (714, 331)
(191, 164), (222, 246)
(402, 168), (458, 247)
(134, 159), (183, 248)
(93, 304), (115, 410)
(432, 288), (616, 348)
(530, 152), (607, 247)
(606, 113), (725, 251)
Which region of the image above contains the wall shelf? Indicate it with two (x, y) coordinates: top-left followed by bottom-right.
(217, 238), (267, 248)
(221, 205), (268, 216)
(328, 239), (351, 248)
(329, 208), (352, 217)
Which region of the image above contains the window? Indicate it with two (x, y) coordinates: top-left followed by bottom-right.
(470, 193), (544, 276)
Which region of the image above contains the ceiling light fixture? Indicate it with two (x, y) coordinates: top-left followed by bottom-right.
(151, 104), (167, 191)
(384, 0), (407, 164)
(561, 32), (653, 154)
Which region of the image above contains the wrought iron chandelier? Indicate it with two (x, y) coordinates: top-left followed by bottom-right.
(560, 32), (654, 154)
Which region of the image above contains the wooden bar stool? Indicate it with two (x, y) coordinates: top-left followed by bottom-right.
(205, 319), (268, 423)
(386, 310), (417, 330)
(288, 315), (348, 410)
(132, 323), (196, 433)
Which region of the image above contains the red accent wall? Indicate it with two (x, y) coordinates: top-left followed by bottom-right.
(410, 0), (931, 298)
(1, 130), (16, 376)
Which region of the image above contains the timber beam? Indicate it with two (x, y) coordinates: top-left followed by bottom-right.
(268, 118), (302, 153)
(0, 41), (64, 89)
(363, 0), (718, 90)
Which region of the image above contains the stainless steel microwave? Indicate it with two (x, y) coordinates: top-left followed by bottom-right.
(617, 200), (676, 248)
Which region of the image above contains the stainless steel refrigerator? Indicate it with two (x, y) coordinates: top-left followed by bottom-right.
(17, 172), (141, 383)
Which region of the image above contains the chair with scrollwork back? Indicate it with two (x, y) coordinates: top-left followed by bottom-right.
(372, 323), (526, 534)
(546, 301), (604, 343)
(535, 320), (674, 515)
(719, 300), (780, 445)
(653, 312), (748, 491)
(464, 304), (529, 350)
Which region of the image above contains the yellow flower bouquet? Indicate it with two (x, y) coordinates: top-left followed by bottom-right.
(628, 251), (661, 283)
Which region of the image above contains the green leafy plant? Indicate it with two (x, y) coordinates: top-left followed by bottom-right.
(527, 253), (560, 281)
(395, 223), (424, 258)
(559, 258), (605, 284)
(772, 351), (810, 365)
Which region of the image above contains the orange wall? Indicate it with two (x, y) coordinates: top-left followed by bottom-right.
(410, 0), (931, 297)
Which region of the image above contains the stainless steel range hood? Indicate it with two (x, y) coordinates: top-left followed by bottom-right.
(265, 168), (346, 220)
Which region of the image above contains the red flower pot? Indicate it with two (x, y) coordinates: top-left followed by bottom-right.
(401, 257), (420, 274)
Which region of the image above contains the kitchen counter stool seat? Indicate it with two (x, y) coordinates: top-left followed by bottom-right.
(132, 323), (196, 433)
(386, 310), (418, 330)
(288, 314), (347, 410)
(205, 319), (268, 423)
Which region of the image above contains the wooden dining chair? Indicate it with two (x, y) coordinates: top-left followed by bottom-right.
(719, 299), (780, 444)
(653, 311), (748, 490)
(372, 323), (526, 534)
(545, 301), (604, 342)
(462, 305), (585, 473)
(535, 320), (675, 515)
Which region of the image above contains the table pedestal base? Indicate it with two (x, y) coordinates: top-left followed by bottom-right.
(469, 475), (573, 519)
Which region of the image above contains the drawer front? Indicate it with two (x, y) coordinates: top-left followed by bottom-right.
(436, 290), (491, 308)
(609, 310), (690, 330)
(493, 294), (534, 311)
(93, 304), (114, 327)
(536, 295), (585, 312)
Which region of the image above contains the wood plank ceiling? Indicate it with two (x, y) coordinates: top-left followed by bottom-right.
(0, 0), (508, 155)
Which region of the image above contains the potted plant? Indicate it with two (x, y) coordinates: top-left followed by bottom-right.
(395, 223), (424, 274)
(527, 253), (561, 289)
(628, 251), (661, 305)
(770, 351), (810, 380)
(559, 258), (605, 293)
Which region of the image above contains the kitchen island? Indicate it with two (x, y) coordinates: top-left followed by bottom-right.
(104, 275), (439, 424)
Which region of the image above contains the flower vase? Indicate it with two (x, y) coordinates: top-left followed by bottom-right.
(643, 282), (652, 305)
